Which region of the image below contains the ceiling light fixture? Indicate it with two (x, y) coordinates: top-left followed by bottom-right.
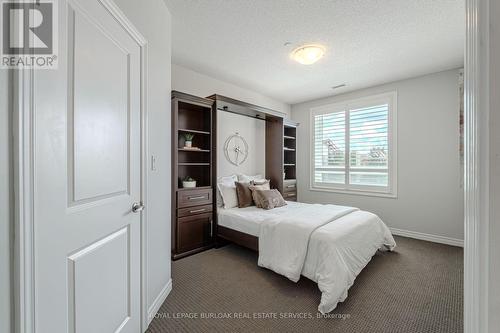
(291, 44), (325, 65)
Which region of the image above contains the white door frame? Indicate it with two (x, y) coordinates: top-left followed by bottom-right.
(13, 0), (150, 332)
(464, 0), (490, 332)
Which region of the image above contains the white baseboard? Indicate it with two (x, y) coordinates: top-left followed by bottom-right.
(147, 279), (172, 325)
(390, 227), (464, 247)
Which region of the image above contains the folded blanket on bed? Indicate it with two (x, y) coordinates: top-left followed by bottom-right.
(257, 203), (358, 282)
(303, 210), (396, 313)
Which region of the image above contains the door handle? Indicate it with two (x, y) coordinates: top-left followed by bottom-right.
(132, 202), (145, 213)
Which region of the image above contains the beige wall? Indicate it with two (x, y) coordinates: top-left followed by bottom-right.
(292, 69), (464, 241)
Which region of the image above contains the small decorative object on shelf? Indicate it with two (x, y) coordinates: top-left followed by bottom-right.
(182, 176), (197, 188)
(183, 133), (195, 148)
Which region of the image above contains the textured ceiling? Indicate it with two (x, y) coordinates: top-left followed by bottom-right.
(165, 0), (464, 105)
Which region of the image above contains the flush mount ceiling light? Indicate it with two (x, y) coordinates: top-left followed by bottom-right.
(291, 44), (325, 65)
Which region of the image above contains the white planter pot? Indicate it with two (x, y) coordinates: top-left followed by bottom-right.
(182, 181), (196, 188)
(185, 141), (192, 148)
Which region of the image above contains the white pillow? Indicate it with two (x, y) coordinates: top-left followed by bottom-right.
(217, 183), (238, 209)
(216, 175), (238, 207)
(217, 174), (238, 185)
(238, 174), (264, 183)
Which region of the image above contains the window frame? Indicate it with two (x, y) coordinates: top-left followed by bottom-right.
(309, 91), (398, 198)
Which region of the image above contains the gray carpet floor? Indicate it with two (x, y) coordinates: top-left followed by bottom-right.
(147, 236), (463, 333)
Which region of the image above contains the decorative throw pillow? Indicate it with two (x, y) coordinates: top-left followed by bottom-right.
(235, 182), (254, 208)
(254, 189), (287, 210)
(251, 179), (269, 186)
(216, 175), (238, 207)
(238, 174), (264, 183)
(217, 183), (238, 209)
(249, 180), (270, 208)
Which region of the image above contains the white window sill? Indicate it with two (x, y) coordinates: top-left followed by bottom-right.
(309, 186), (398, 198)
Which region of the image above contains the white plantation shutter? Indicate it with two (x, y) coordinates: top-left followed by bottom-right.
(311, 92), (396, 195)
(349, 104), (389, 187)
(314, 111), (346, 185)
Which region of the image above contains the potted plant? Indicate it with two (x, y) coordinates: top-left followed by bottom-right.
(182, 176), (196, 188)
(183, 133), (195, 148)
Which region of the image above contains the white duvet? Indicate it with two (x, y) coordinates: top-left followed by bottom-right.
(257, 202), (396, 314)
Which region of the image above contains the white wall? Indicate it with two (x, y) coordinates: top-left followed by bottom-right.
(115, 0), (172, 317)
(217, 110), (265, 178)
(0, 70), (12, 333)
(172, 64), (290, 116)
(292, 69), (464, 241)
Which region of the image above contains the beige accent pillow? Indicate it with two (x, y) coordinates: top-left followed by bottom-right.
(249, 180), (270, 208)
(254, 189), (287, 210)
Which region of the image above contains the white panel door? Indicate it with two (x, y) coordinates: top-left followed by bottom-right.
(34, 1), (143, 332)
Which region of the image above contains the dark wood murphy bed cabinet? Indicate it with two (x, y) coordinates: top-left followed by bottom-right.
(172, 92), (298, 259)
(171, 91), (216, 260)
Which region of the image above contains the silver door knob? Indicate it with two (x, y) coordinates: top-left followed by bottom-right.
(132, 202), (145, 213)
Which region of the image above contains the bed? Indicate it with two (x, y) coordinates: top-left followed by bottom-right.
(217, 201), (396, 313)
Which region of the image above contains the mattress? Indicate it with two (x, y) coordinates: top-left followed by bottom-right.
(217, 201), (301, 237)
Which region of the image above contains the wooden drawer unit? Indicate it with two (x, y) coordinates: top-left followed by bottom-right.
(177, 204), (213, 218)
(173, 188), (214, 259)
(177, 188), (212, 208)
(283, 180), (297, 192)
(283, 191), (297, 201)
(177, 213), (213, 253)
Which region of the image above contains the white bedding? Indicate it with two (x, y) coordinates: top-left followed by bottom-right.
(257, 203), (358, 282)
(217, 201), (396, 313)
(217, 205), (264, 236)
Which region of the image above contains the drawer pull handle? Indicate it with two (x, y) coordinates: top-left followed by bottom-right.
(287, 193), (295, 197)
(286, 185), (295, 188)
(188, 195), (205, 200)
(189, 208), (206, 214)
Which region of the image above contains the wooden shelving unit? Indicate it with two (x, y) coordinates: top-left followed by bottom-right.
(178, 148), (211, 152)
(283, 121), (297, 183)
(266, 118), (299, 201)
(171, 91), (216, 260)
(178, 128), (211, 135)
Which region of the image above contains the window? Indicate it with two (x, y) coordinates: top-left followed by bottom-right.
(311, 92), (397, 196)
